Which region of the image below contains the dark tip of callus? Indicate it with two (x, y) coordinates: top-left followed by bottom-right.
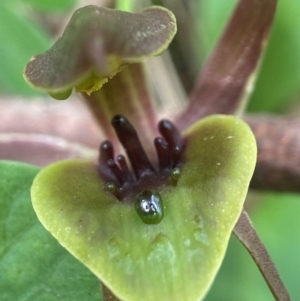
(170, 167), (181, 186)
(97, 115), (185, 202)
(158, 119), (185, 168)
(106, 182), (122, 199)
(158, 119), (185, 152)
(117, 154), (129, 172)
(111, 114), (127, 127)
(117, 155), (134, 183)
(99, 140), (114, 164)
(111, 114), (155, 179)
(107, 159), (129, 185)
(97, 141), (119, 187)
(154, 137), (171, 171)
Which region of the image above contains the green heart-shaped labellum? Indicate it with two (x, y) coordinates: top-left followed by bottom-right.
(31, 115), (256, 301)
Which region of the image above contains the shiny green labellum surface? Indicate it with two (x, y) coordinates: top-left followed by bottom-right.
(134, 190), (164, 224)
(31, 115), (257, 301)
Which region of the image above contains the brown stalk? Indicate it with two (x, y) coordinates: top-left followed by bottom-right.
(177, 0), (278, 130)
(0, 132), (96, 166)
(234, 210), (292, 301)
(100, 282), (121, 301)
(246, 114), (300, 192)
(1, 99), (300, 193)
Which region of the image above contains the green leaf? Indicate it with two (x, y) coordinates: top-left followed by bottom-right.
(24, 5), (177, 97)
(31, 115), (256, 301)
(0, 161), (102, 301)
(0, 1), (50, 95)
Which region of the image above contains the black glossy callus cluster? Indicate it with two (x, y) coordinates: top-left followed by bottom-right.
(97, 115), (185, 201)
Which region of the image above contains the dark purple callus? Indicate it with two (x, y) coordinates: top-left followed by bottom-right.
(111, 115), (155, 179)
(158, 119), (185, 167)
(97, 115), (185, 201)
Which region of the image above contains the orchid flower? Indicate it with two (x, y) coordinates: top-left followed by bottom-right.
(23, 1), (290, 301)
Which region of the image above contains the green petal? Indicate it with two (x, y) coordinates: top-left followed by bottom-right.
(31, 115), (256, 301)
(23, 5), (176, 96)
(0, 161), (102, 300)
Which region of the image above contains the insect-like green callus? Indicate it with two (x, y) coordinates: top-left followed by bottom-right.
(31, 115), (257, 301)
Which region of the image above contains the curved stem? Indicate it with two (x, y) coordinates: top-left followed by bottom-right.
(176, 0), (278, 130)
(100, 282), (121, 301)
(234, 210), (292, 301)
(246, 114), (300, 193)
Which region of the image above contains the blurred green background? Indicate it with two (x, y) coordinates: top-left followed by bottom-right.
(0, 0), (299, 300)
